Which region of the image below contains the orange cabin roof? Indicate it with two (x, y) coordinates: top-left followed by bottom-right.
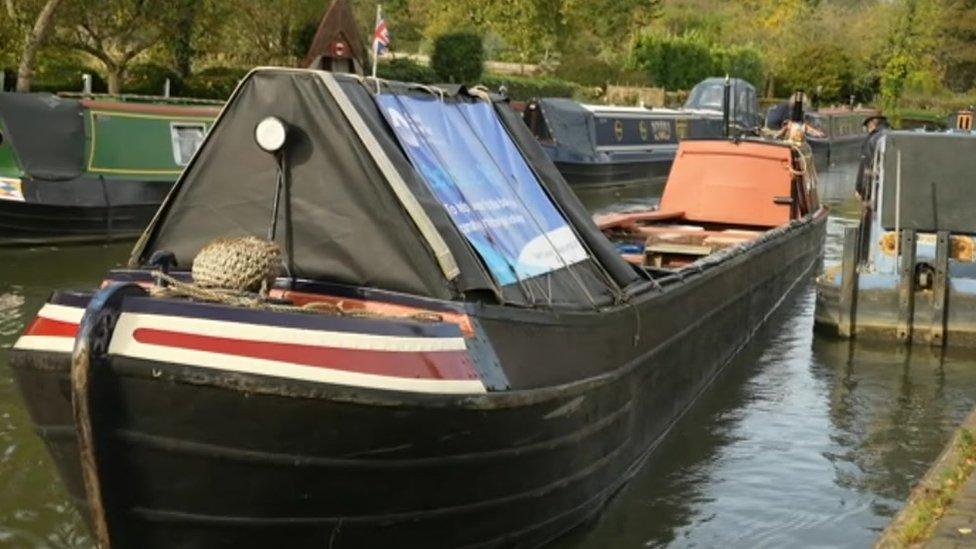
(659, 140), (796, 228)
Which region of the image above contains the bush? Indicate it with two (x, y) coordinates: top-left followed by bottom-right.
(711, 44), (764, 89)
(123, 63), (182, 96)
(629, 32), (713, 90)
(480, 74), (581, 101)
(778, 43), (854, 103)
(182, 66), (250, 100)
(377, 58), (438, 84)
(431, 32), (484, 84)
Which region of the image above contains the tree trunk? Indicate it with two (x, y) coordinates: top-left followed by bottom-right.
(107, 67), (123, 95)
(15, 0), (65, 92)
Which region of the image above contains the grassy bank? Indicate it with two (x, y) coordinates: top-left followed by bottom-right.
(876, 409), (976, 547)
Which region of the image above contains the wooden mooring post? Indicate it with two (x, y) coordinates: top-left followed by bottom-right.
(896, 229), (917, 343)
(927, 230), (951, 347)
(838, 226), (860, 338)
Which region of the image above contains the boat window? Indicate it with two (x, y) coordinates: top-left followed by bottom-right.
(170, 123), (207, 166)
(693, 84), (724, 110)
(376, 93), (589, 286)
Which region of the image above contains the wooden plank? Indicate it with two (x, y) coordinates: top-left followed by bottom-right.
(595, 210), (685, 230)
(928, 230), (951, 347)
(897, 229), (917, 343)
(645, 243), (712, 256)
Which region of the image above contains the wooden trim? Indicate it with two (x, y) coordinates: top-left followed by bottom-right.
(81, 99), (221, 118)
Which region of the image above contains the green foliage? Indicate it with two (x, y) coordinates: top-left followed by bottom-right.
(480, 74), (580, 101)
(711, 44), (764, 89)
(630, 32), (764, 90)
(630, 32), (713, 90)
(376, 58), (438, 84)
(182, 66), (249, 99)
(122, 63), (182, 96)
(779, 43), (854, 103)
(430, 32), (485, 84)
(27, 52), (107, 93)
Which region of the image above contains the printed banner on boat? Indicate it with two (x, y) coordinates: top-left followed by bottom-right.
(376, 94), (587, 285)
(0, 178), (24, 202)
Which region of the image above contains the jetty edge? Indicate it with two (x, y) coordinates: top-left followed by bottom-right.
(9, 67), (826, 548)
(876, 407), (976, 548)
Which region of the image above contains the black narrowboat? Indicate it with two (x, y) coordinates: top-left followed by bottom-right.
(10, 68), (826, 548)
(523, 99), (679, 193)
(0, 92), (218, 245)
(804, 108), (876, 169)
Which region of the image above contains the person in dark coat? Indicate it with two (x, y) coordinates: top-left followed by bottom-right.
(855, 115), (890, 199)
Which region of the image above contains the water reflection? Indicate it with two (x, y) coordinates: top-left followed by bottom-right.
(0, 243), (129, 548)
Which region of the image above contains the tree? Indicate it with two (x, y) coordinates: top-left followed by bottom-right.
(55, 0), (178, 94)
(934, 0), (976, 91)
(7, 0), (65, 92)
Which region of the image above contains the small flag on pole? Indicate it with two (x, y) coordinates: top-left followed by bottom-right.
(371, 5), (390, 83)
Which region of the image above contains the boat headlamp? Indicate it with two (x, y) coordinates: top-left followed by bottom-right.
(254, 116), (288, 154)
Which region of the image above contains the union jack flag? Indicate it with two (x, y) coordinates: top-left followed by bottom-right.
(373, 9), (390, 55)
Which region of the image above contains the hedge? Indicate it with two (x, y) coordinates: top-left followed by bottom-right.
(376, 58), (580, 101)
(182, 67), (250, 100)
(123, 63), (182, 96)
(630, 32), (765, 90)
(480, 74), (580, 101)
(431, 32), (484, 84)
(376, 58), (438, 84)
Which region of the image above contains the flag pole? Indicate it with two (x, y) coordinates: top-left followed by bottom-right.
(371, 4), (381, 92)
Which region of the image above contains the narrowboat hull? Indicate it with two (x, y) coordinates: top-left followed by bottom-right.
(815, 264), (976, 346)
(0, 177), (173, 245)
(553, 158), (672, 193)
(9, 212), (826, 548)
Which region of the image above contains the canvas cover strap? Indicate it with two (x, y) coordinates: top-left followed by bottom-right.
(317, 72), (461, 281)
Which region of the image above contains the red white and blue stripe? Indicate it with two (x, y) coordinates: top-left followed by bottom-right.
(15, 302), (485, 395)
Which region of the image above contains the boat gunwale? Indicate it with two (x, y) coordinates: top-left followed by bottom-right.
(9, 206), (826, 412)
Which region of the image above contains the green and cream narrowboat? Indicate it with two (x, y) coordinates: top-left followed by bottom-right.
(0, 92), (219, 245)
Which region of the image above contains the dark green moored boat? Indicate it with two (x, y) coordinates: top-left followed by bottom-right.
(0, 93), (219, 245)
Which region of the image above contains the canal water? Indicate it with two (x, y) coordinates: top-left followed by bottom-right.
(1, 162), (975, 548)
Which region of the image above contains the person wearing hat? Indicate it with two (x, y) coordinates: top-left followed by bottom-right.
(855, 115), (890, 199)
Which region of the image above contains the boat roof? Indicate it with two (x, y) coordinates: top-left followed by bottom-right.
(0, 93), (86, 181)
(580, 104), (682, 117)
(135, 68), (639, 308)
(683, 78), (756, 113)
(879, 131), (976, 234)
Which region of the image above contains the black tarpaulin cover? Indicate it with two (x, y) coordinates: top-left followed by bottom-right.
(140, 70), (459, 299)
(0, 93), (84, 181)
(137, 69), (637, 305)
(534, 99), (597, 162)
(880, 132), (976, 233)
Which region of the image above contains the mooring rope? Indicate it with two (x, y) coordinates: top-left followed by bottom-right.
(149, 271), (444, 324)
